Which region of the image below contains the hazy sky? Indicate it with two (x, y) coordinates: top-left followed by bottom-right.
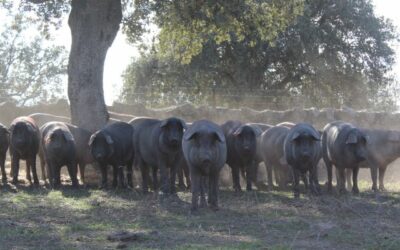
(5, 1), (400, 105)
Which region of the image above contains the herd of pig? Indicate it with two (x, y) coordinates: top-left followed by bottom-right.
(0, 112), (399, 212)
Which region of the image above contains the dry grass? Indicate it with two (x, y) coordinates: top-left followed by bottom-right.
(1, 158), (400, 249)
(1, 179), (400, 249)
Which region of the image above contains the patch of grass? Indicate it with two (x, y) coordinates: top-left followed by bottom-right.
(0, 181), (400, 249)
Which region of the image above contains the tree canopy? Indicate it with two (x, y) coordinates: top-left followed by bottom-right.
(121, 0), (399, 111)
(0, 6), (68, 106)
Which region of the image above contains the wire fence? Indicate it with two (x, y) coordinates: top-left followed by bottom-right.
(121, 85), (400, 111)
(122, 86), (317, 110)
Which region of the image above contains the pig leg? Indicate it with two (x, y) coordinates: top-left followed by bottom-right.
(183, 162), (191, 190)
(39, 151), (46, 181)
(208, 173), (219, 211)
(140, 163), (149, 193)
(67, 162), (79, 187)
(326, 161), (333, 193)
(352, 167), (359, 194)
(99, 163), (108, 189)
(11, 154), (20, 185)
(301, 173), (309, 192)
(370, 166), (378, 192)
(265, 162), (274, 190)
(53, 165), (61, 188)
(78, 162), (85, 185)
(345, 168), (352, 191)
(112, 165), (118, 188)
(310, 165), (321, 195)
(158, 161), (170, 194)
(177, 165), (185, 189)
(245, 162), (255, 191)
(190, 171), (200, 212)
(292, 168), (300, 198)
(25, 160), (32, 184)
(1, 156), (6, 183)
(117, 166), (126, 189)
(126, 158), (133, 188)
(231, 165), (241, 192)
(152, 166), (159, 191)
(379, 167), (386, 191)
(46, 157), (54, 188)
(273, 166), (281, 188)
(29, 157), (39, 185)
(199, 176), (207, 208)
(337, 168), (347, 194)
(169, 165), (177, 194)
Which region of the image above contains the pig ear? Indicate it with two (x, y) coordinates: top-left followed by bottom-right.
(160, 119), (169, 128)
(184, 131), (197, 141)
(291, 131), (301, 141)
(233, 126), (243, 136)
(214, 131), (225, 143)
(63, 132), (74, 142)
(105, 135), (113, 145)
(27, 124), (35, 133)
(345, 132), (358, 144)
(310, 130), (321, 141)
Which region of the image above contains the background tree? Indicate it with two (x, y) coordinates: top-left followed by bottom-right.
(10, 0), (303, 131)
(0, 8), (67, 106)
(121, 0), (399, 111)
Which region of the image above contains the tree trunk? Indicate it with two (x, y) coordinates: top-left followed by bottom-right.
(68, 0), (122, 132)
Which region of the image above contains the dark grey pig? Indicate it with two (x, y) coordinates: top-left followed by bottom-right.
(221, 120), (258, 191)
(284, 123), (321, 198)
(9, 116), (40, 185)
(89, 122), (134, 189)
(322, 121), (369, 194)
(182, 120), (227, 211)
(130, 117), (186, 194)
(0, 123), (9, 183)
(40, 122), (79, 188)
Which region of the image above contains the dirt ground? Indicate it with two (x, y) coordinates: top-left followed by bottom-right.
(1, 159), (400, 249)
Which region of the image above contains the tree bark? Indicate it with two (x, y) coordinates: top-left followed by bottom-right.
(68, 0), (122, 132)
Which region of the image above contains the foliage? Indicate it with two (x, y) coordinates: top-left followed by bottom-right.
(125, 0), (305, 64)
(121, 0), (399, 111)
(0, 8), (68, 106)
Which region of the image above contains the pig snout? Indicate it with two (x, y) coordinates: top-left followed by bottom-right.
(301, 150), (311, 159)
(170, 138), (179, 147)
(199, 150), (213, 166)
